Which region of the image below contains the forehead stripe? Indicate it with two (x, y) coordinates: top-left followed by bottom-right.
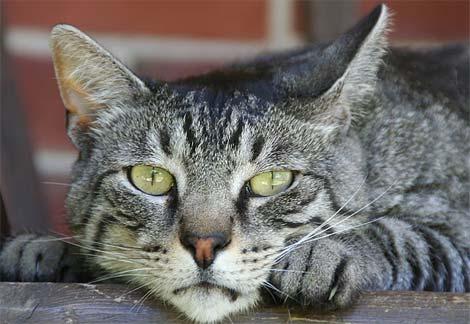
(228, 119), (244, 148)
(251, 135), (265, 162)
(159, 127), (172, 156)
(183, 112), (197, 153)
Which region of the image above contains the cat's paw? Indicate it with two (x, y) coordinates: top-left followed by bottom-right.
(270, 238), (367, 309)
(0, 234), (83, 282)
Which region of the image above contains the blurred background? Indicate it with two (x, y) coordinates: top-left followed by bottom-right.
(1, 0), (469, 236)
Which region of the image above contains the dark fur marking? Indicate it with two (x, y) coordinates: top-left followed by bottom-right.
(102, 195), (144, 230)
(404, 240), (424, 290)
(235, 188), (249, 220)
(283, 262), (290, 271)
(416, 226), (451, 291)
(34, 253), (43, 281)
(275, 189), (321, 217)
(424, 227), (468, 292)
(159, 127), (172, 156)
(251, 136), (265, 161)
(272, 219), (307, 228)
(116, 211), (144, 231)
(81, 170), (119, 226)
(91, 214), (116, 254)
(404, 182), (445, 194)
(298, 244), (315, 301)
(165, 186), (179, 226)
(456, 248), (470, 291)
(307, 173), (357, 216)
(144, 245), (161, 253)
(328, 257), (349, 301)
(229, 119), (244, 148)
(183, 112), (197, 152)
(371, 222), (400, 287)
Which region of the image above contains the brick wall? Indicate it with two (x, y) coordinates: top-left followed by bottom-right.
(2, 0), (468, 233)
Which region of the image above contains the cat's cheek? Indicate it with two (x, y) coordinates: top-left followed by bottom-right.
(166, 288), (260, 323)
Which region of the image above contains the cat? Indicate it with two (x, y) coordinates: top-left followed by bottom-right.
(1, 4), (469, 323)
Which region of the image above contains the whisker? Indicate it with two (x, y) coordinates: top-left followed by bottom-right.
(275, 176), (368, 262)
(88, 268), (156, 284)
(79, 253), (148, 267)
(276, 179), (397, 263)
(118, 280), (157, 299)
(265, 268), (315, 274)
(309, 179), (398, 240)
(12, 236), (76, 243)
(262, 281), (299, 304)
(260, 283), (278, 303)
(132, 285), (157, 312)
(52, 237), (146, 262)
(301, 175), (369, 241)
(89, 273), (151, 284)
(303, 215), (386, 244)
(41, 181), (71, 187)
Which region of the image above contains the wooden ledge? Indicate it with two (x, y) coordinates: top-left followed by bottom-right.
(0, 282), (469, 323)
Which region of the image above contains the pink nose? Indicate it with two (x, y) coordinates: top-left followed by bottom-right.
(181, 233), (230, 269)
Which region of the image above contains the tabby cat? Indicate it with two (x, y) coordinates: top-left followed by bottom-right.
(1, 5), (469, 323)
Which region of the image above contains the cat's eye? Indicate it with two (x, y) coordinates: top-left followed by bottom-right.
(248, 171), (293, 197)
(129, 165), (174, 195)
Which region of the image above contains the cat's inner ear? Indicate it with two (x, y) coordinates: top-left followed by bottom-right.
(50, 25), (149, 139)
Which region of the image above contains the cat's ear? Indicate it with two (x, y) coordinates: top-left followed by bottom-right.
(281, 4), (390, 126)
(330, 4), (390, 111)
(50, 24), (149, 145)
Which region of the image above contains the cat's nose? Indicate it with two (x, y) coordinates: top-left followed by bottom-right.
(180, 232), (231, 269)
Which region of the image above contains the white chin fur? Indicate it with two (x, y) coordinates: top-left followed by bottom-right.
(167, 287), (259, 323)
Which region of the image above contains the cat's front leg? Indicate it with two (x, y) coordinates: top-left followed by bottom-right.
(0, 234), (84, 282)
(269, 234), (388, 309)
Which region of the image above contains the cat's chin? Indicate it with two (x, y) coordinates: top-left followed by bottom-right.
(166, 285), (259, 323)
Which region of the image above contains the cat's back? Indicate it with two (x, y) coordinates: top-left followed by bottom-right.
(380, 44), (469, 118)
(361, 43), (469, 213)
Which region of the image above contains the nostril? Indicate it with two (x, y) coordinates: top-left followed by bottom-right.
(213, 236), (231, 252)
(180, 232), (231, 269)
(180, 234), (197, 255)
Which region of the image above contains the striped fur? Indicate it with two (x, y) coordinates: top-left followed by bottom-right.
(1, 5), (468, 323)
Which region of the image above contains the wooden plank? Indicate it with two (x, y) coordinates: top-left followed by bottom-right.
(0, 283), (469, 323)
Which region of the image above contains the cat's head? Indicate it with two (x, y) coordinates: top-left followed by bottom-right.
(51, 5), (389, 323)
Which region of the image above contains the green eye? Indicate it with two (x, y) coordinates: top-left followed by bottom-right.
(248, 171), (293, 197)
(129, 165), (174, 195)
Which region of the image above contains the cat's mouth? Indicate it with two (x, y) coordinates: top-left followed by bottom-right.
(173, 281), (239, 301)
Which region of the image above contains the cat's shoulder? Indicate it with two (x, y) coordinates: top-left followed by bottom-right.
(381, 43), (469, 116)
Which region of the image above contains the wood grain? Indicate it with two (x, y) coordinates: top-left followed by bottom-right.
(0, 282), (469, 323)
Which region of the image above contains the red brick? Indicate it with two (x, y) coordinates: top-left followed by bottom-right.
(4, 0), (268, 40)
(10, 56), (74, 151)
(360, 0), (469, 41)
